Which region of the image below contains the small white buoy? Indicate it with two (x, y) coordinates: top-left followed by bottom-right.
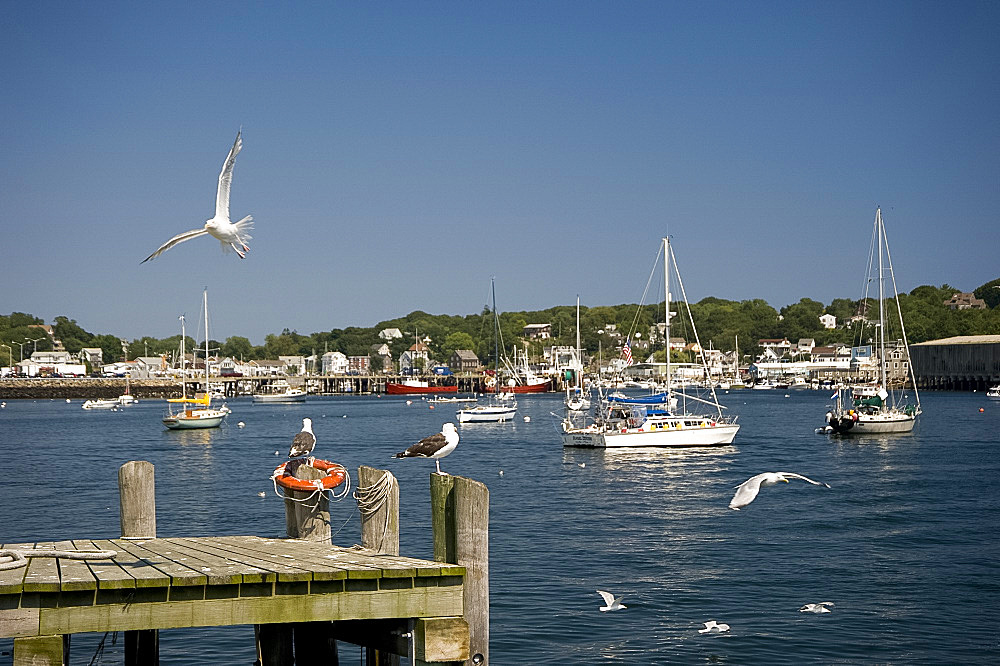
(257, 492), (265, 497)
(784, 394), (790, 398)
(274, 450), (280, 456)
(578, 463), (586, 468)
(406, 400), (412, 405)
(237, 421), (246, 428)
(523, 416), (530, 422)
(498, 470), (504, 477)
(66, 398), (71, 403)
(342, 414), (347, 418)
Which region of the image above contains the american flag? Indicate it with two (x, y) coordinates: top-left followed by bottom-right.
(622, 338), (633, 365)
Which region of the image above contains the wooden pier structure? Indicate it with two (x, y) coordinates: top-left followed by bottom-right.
(0, 461), (489, 665)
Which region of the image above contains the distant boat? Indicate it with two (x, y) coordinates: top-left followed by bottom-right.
(825, 208), (920, 435)
(385, 381), (458, 395)
(458, 278), (518, 423)
(562, 236), (739, 448)
(564, 295), (591, 412)
(428, 395), (478, 404)
(163, 289), (230, 430)
(988, 385), (1000, 400)
(82, 398), (119, 410)
(252, 379), (307, 403)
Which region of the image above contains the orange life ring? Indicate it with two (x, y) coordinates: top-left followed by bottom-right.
(272, 459), (347, 492)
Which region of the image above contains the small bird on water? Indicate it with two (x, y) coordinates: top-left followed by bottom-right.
(288, 417), (316, 459)
(698, 620), (730, 633)
(393, 423), (459, 475)
(729, 471), (830, 510)
(142, 129), (254, 262)
(800, 602), (835, 613)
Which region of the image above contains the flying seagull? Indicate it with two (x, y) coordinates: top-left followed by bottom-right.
(288, 418), (316, 459)
(698, 620), (730, 633)
(596, 590), (626, 612)
(800, 602), (835, 613)
(142, 130), (254, 262)
(729, 472), (830, 510)
(393, 423), (459, 474)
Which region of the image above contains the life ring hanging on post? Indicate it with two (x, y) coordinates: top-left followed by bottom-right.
(272, 459), (347, 493)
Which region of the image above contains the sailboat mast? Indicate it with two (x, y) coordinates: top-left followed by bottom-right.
(179, 315), (186, 397)
(664, 237), (671, 391)
(576, 295), (581, 389)
(203, 288), (210, 389)
(492, 278), (499, 395)
(876, 209), (887, 391)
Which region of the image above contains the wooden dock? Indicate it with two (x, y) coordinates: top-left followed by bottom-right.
(0, 461), (488, 665)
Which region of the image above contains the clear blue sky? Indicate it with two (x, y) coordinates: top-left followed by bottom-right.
(2, 1), (998, 344)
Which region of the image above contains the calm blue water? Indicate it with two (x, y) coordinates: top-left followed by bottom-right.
(1, 391), (998, 664)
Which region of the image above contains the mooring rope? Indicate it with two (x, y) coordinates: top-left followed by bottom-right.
(0, 548), (117, 572)
(353, 470), (396, 551)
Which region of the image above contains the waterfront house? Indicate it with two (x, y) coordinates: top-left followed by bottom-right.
(279, 355), (307, 375)
(449, 349), (480, 372)
(78, 347), (104, 369)
(399, 342), (431, 374)
(378, 328), (404, 341)
(321, 351), (349, 375)
(348, 355), (370, 374)
(819, 313), (837, 329)
(943, 292), (987, 310)
(522, 323), (551, 340)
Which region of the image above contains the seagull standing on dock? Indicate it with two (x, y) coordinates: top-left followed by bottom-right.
(288, 418), (316, 459)
(596, 590), (626, 612)
(393, 423), (459, 474)
(142, 130), (254, 262)
(729, 471), (830, 510)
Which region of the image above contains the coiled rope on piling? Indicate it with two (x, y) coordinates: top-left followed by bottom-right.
(0, 548), (117, 571)
(353, 470), (396, 551)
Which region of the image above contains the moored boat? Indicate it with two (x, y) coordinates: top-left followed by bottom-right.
(385, 381), (458, 395)
(825, 208), (920, 435)
(562, 236), (739, 448)
(458, 279), (518, 423)
(987, 385), (1000, 400)
(252, 379), (307, 403)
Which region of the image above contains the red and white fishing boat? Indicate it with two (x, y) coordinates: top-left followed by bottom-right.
(385, 380), (458, 395)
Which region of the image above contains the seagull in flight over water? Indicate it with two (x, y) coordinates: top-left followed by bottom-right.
(142, 130), (253, 262)
(596, 590), (626, 612)
(698, 620), (730, 633)
(800, 602), (835, 613)
(729, 471), (830, 510)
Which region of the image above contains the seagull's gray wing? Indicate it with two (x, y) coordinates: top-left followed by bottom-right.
(289, 431), (315, 457)
(395, 432), (446, 458)
(142, 228), (209, 263)
(215, 130), (242, 221)
(729, 473), (768, 510)
(778, 472), (830, 488)
(596, 590), (615, 605)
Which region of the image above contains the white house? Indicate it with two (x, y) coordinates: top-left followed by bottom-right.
(819, 314), (837, 329)
(399, 342), (431, 373)
(279, 355), (307, 375)
(321, 351), (349, 375)
(378, 328), (404, 341)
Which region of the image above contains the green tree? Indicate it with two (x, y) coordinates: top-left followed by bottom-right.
(222, 336), (254, 360)
(974, 278), (1000, 309)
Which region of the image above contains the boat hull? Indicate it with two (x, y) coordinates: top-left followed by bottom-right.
(163, 411), (227, 429)
(508, 381), (552, 394)
(252, 392), (307, 403)
(385, 383), (458, 395)
(456, 406), (517, 422)
(562, 422), (739, 448)
(827, 412), (915, 435)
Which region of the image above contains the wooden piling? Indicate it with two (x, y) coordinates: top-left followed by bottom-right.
(281, 462), (331, 542)
(358, 466), (401, 665)
(430, 474), (489, 666)
(118, 460), (159, 666)
(358, 466), (399, 555)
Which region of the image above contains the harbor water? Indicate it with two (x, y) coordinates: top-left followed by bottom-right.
(1, 390), (998, 664)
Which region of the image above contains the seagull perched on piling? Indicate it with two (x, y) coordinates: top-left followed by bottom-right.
(142, 129), (253, 262)
(288, 418), (316, 459)
(393, 423), (459, 474)
(596, 590), (626, 612)
(729, 472), (830, 510)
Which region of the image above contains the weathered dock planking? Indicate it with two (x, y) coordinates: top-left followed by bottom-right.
(1, 460), (485, 665)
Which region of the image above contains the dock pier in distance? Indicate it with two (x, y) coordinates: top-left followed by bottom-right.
(0, 460), (489, 665)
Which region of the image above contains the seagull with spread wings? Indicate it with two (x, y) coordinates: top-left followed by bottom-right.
(142, 130), (254, 262)
(729, 471), (830, 510)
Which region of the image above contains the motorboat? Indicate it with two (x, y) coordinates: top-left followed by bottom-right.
(252, 379), (307, 403)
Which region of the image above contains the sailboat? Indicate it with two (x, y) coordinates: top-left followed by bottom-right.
(825, 207), (920, 434)
(564, 295), (590, 412)
(162, 289), (230, 430)
(562, 236), (739, 448)
(457, 279), (517, 423)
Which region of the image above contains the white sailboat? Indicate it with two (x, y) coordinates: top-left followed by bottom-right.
(825, 207), (920, 435)
(565, 295), (590, 412)
(163, 289), (230, 430)
(458, 279), (517, 423)
(562, 236), (739, 448)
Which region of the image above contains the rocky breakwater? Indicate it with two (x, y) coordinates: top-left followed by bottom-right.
(0, 378), (182, 400)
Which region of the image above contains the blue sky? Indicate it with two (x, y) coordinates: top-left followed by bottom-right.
(2, 1), (998, 344)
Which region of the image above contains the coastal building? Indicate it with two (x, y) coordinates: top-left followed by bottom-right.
(18, 350), (86, 377)
(910, 335), (1000, 390)
(399, 342), (430, 374)
(522, 323), (551, 340)
(449, 349), (480, 373)
(79, 347), (104, 370)
(378, 328), (404, 341)
(250, 359), (288, 376)
(278, 355), (307, 375)
(943, 293), (987, 310)
(819, 313), (837, 329)
(370, 343), (392, 373)
(347, 355), (370, 374)
(321, 351), (349, 375)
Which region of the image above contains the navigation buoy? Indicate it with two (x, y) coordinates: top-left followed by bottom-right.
(980, 407), (985, 412)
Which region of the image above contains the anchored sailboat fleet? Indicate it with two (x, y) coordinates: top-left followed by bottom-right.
(561, 236), (740, 448)
(824, 208), (920, 435)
